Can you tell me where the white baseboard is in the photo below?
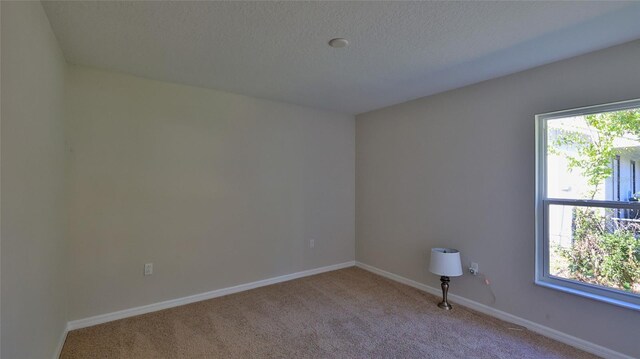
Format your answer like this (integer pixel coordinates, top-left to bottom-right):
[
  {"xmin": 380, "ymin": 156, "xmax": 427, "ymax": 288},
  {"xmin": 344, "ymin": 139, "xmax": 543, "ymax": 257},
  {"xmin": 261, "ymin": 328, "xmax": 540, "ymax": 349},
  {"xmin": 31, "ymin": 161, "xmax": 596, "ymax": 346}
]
[
  {"xmin": 67, "ymin": 261, "xmax": 355, "ymax": 331},
  {"xmin": 355, "ymin": 261, "xmax": 633, "ymax": 359},
  {"xmin": 53, "ymin": 326, "xmax": 68, "ymax": 359},
  {"xmin": 64, "ymin": 260, "xmax": 631, "ymax": 358}
]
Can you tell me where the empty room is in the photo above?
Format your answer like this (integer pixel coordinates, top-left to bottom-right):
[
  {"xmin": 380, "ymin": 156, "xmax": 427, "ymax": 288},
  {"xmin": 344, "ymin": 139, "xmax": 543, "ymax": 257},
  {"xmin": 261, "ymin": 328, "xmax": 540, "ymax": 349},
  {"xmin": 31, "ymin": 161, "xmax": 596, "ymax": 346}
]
[{"xmin": 2, "ymin": 1, "xmax": 640, "ymax": 358}]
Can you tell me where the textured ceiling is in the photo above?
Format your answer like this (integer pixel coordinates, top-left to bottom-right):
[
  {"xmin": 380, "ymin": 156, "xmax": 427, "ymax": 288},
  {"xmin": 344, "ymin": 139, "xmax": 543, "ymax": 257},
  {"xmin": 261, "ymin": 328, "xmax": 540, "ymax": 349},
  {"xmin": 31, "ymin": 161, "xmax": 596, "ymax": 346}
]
[{"xmin": 42, "ymin": 1, "xmax": 640, "ymax": 114}]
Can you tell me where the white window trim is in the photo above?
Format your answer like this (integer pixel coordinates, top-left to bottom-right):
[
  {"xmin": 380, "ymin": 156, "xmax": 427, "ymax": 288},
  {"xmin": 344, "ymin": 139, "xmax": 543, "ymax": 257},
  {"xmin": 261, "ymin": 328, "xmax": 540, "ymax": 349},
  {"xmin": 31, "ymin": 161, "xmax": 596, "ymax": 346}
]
[{"xmin": 535, "ymin": 98, "xmax": 640, "ymax": 311}]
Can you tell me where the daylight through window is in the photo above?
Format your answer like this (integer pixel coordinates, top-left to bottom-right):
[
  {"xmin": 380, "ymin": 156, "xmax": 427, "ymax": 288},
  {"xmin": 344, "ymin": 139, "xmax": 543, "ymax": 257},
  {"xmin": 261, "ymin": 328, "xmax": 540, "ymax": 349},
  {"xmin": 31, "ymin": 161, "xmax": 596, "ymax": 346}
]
[{"xmin": 536, "ymin": 99, "xmax": 640, "ymax": 310}]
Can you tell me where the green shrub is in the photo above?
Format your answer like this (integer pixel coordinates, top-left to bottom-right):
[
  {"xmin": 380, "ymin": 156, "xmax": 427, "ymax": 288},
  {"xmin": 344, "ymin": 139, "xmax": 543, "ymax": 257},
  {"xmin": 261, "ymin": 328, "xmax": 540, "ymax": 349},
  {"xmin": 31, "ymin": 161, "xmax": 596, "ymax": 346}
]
[
  {"xmin": 557, "ymin": 207, "xmax": 640, "ymax": 292},
  {"xmin": 600, "ymin": 232, "xmax": 640, "ymax": 290}
]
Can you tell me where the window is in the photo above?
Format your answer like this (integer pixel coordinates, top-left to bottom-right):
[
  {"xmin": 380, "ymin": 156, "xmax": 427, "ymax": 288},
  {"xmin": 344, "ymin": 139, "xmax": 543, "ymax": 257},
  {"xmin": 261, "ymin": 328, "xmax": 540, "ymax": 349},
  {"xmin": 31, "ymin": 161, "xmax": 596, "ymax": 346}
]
[
  {"xmin": 631, "ymin": 160, "xmax": 636, "ymax": 195},
  {"xmin": 615, "ymin": 155, "xmax": 621, "ymax": 201},
  {"xmin": 536, "ymin": 99, "xmax": 640, "ymax": 310}
]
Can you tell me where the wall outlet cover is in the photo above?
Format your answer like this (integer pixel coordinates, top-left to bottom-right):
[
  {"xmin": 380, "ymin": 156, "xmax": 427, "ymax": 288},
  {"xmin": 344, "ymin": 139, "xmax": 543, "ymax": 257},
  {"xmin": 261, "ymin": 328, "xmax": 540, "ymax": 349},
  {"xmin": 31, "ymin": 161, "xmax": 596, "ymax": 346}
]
[{"xmin": 144, "ymin": 263, "xmax": 153, "ymax": 276}]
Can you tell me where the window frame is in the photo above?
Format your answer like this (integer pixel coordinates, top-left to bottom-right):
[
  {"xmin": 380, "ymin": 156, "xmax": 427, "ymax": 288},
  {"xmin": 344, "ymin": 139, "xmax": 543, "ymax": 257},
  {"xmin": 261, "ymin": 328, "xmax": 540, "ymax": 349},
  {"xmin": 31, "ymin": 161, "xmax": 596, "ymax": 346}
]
[
  {"xmin": 631, "ymin": 160, "xmax": 636, "ymax": 195},
  {"xmin": 535, "ymin": 98, "xmax": 640, "ymax": 311},
  {"xmin": 615, "ymin": 155, "xmax": 621, "ymax": 201}
]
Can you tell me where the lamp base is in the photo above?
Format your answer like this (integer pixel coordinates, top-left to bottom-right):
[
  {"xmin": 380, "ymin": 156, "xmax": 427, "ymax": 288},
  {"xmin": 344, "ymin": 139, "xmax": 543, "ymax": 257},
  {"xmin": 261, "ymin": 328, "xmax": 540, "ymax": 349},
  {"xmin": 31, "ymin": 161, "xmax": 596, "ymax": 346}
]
[{"xmin": 438, "ymin": 276, "xmax": 452, "ymax": 310}]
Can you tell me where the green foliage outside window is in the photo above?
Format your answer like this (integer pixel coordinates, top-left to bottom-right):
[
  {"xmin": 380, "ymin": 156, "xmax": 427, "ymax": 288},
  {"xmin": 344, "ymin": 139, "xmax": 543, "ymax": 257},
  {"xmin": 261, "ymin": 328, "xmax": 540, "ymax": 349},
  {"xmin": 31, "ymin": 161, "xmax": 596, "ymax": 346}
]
[
  {"xmin": 551, "ymin": 109, "xmax": 640, "ymax": 293},
  {"xmin": 555, "ymin": 207, "xmax": 640, "ymax": 292}
]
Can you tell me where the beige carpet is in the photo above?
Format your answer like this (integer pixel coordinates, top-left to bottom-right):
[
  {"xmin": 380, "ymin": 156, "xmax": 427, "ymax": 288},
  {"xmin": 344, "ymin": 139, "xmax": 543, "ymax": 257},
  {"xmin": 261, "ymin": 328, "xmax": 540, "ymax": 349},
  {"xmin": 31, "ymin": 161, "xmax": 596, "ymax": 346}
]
[{"xmin": 60, "ymin": 267, "xmax": 598, "ymax": 358}]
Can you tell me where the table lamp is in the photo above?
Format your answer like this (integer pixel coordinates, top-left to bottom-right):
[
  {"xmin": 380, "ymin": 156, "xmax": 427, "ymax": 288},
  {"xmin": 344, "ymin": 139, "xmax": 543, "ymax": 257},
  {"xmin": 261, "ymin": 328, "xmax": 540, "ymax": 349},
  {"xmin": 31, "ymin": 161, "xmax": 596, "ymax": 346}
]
[{"xmin": 429, "ymin": 248, "xmax": 463, "ymax": 310}]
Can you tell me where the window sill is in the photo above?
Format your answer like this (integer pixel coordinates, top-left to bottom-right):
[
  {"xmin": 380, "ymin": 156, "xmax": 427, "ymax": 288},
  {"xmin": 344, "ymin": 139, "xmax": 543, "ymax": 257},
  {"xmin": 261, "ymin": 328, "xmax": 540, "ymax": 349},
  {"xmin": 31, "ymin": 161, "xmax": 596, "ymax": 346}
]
[{"xmin": 535, "ymin": 278, "xmax": 640, "ymax": 312}]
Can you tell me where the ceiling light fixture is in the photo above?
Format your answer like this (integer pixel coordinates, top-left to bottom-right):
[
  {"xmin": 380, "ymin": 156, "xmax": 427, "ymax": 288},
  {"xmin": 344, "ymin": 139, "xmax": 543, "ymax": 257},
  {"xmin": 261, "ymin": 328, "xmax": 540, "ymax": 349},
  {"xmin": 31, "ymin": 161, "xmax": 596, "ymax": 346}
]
[{"xmin": 328, "ymin": 38, "xmax": 349, "ymax": 48}]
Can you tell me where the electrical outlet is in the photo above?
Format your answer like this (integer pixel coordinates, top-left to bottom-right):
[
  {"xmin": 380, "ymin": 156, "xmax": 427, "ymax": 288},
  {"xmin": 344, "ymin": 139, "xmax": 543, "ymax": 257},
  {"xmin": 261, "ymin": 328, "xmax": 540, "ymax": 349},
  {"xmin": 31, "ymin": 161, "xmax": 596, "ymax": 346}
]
[
  {"xmin": 469, "ymin": 262, "xmax": 479, "ymax": 275},
  {"xmin": 144, "ymin": 263, "xmax": 153, "ymax": 276},
  {"xmin": 309, "ymin": 239, "xmax": 315, "ymax": 248}
]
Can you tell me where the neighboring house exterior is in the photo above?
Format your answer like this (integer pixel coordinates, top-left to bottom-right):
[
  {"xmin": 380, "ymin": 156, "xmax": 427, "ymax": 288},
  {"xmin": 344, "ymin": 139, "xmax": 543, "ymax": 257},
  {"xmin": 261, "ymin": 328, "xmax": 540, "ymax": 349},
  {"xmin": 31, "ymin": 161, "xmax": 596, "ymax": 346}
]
[{"xmin": 546, "ymin": 122, "xmax": 640, "ymax": 249}]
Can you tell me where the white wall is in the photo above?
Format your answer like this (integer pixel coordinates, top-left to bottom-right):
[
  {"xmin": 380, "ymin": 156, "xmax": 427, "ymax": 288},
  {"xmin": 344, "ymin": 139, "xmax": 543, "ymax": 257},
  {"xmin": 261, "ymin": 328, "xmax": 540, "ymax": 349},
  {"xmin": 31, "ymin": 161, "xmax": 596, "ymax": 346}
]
[
  {"xmin": 65, "ymin": 66, "xmax": 355, "ymax": 320},
  {"xmin": 4, "ymin": 2, "xmax": 635, "ymax": 357},
  {"xmin": 356, "ymin": 40, "xmax": 640, "ymax": 357},
  {"xmin": 1, "ymin": 2, "xmax": 68, "ymax": 358}
]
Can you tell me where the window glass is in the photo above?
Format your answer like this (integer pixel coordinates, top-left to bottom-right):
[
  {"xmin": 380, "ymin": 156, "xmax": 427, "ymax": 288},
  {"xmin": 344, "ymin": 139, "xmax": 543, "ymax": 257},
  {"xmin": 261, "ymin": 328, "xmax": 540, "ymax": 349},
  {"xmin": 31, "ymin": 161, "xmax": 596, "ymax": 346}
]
[
  {"xmin": 546, "ymin": 112, "xmax": 640, "ymax": 201},
  {"xmin": 537, "ymin": 100, "xmax": 640, "ymax": 309}
]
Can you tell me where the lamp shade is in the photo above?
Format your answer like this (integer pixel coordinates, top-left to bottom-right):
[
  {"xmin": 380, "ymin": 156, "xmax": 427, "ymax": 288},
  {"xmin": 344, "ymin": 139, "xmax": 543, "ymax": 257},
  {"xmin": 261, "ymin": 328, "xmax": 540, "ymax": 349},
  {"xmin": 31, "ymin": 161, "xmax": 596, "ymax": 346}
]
[{"xmin": 429, "ymin": 248, "xmax": 463, "ymax": 277}]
